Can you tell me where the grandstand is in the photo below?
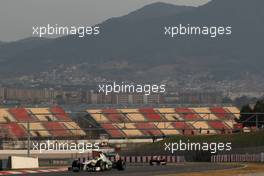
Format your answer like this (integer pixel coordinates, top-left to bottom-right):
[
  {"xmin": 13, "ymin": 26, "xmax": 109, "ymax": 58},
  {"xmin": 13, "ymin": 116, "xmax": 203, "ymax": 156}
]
[
  {"xmin": 118, "ymin": 109, "xmax": 146, "ymax": 122},
  {"xmin": 0, "ymin": 107, "xmax": 85, "ymax": 139},
  {"xmin": 1, "ymin": 123, "xmax": 27, "ymax": 138},
  {"xmin": 27, "ymin": 108, "xmax": 55, "ymax": 121},
  {"xmin": 85, "ymin": 107, "xmax": 240, "ymax": 139},
  {"xmin": 116, "ymin": 123, "xmax": 143, "ymax": 137},
  {"xmin": 0, "ymin": 106, "xmax": 241, "ymax": 140},
  {"xmin": 139, "ymin": 108, "xmax": 163, "ymax": 121},
  {"xmin": 0, "ymin": 109, "xmax": 16, "ymax": 122},
  {"xmin": 21, "ymin": 122, "xmax": 50, "ymax": 137}
]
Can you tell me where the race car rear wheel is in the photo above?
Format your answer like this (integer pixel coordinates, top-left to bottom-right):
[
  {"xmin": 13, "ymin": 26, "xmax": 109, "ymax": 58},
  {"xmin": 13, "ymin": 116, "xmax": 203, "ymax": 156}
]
[
  {"xmin": 116, "ymin": 160, "xmax": 126, "ymax": 171},
  {"xmin": 99, "ymin": 161, "xmax": 106, "ymax": 171}
]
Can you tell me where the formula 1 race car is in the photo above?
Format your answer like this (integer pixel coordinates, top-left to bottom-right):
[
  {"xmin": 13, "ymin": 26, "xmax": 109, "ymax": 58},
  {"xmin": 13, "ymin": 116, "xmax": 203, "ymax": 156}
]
[
  {"xmin": 149, "ymin": 156, "xmax": 167, "ymax": 166},
  {"xmin": 69, "ymin": 152, "xmax": 126, "ymax": 172}
]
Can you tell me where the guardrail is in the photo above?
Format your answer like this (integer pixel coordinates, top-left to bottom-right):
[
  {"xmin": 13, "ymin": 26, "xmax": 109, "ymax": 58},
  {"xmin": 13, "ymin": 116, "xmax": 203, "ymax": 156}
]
[
  {"xmin": 211, "ymin": 153, "xmax": 264, "ymax": 162},
  {"xmin": 79, "ymin": 155, "xmax": 185, "ymax": 164}
]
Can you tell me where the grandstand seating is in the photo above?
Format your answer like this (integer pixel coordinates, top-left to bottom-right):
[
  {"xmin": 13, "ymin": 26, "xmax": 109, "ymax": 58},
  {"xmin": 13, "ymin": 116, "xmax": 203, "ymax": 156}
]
[
  {"xmin": 171, "ymin": 122, "xmax": 195, "ymax": 135},
  {"xmin": 224, "ymin": 120, "xmax": 234, "ymax": 129},
  {"xmin": 224, "ymin": 107, "xmax": 240, "ymax": 118},
  {"xmin": 222, "ymin": 107, "xmax": 237, "ymax": 129},
  {"xmin": 21, "ymin": 123, "xmax": 50, "ymax": 137},
  {"xmin": 63, "ymin": 122, "xmax": 86, "ymax": 136},
  {"xmin": 0, "ymin": 109, "xmax": 16, "ymax": 122},
  {"xmin": 50, "ymin": 107, "xmax": 71, "ymax": 121},
  {"xmin": 0, "ymin": 107, "xmax": 85, "ymax": 139},
  {"xmin": 28, "ymin": 108, "xmax": 55, "ymax": 121},
  {"xmin": 102, "ymin": 109, "xmax": 128, "ymax": 122},
  {"xmin": 2, "ymin": 123, "xmax": 27, "ymax": 138},
  {"xmin": 154, "ymin": 122, "xmax": 180, "ymax": 135},
  {"xmin": 118, "ymin": 109, "xmax": 146, "ymax": 122},
  {"xmin": 139, "ymin": 108, "xmax": 163, "ymax": 121},
  {"xmin": 101, "ymin": 124, "xmax": 124, "ymax": 138},
  {"xmin": 42, "ymin": 122, "xmax": 71, "ymax": 137},
  {"xmin": 135, "ymin": 123, "xmax": 162, "ymax": 136},
  {"xmin": 210, "ymin": 107, "xmax": 229, "ymax": 118},
  {"xmin": 175, "ymin": 108, "xmax": 200, "ymax": 120},
  {"xmin": 8, "ymin": 108, "xmax": 34, "ymax": 122},
  {"xmin": 87, "ymin": 109, "xmax": 110, "ymax": 123},
  {"xmin": 0, "ymin": 106, "xmax": 242, "ymax": 139},
  {"xmin": 208, "ymin": 121, "xmax": 230, "ymax": 134},
  {"xmin": 116, "ymin": 123, "xmax": 143, "ymax": 137},
  {"xmin": 87, "ymin": 106, "xmax": 241, "ymax": 138},
  {"xmin": 192, "ymin": 108, "xmax": 218, "ymax": 120},
  {"xmin": 156, "ymin": 108, "xmax": 182, "ymax": 121},
  {"xmin": 190, "ymin": 121, "xmax": 216, "ymax": 134}
]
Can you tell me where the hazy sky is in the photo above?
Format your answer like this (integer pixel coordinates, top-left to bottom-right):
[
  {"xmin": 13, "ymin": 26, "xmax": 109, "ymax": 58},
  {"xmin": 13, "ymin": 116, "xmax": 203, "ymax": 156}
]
[{"xmin": 0, "ymin": 0, "xmax": 210, "ymax": 41}]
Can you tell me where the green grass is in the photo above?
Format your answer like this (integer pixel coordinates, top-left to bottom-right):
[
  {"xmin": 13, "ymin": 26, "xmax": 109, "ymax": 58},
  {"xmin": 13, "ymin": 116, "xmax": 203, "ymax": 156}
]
[
  {"xmin": 160, "ymin": 131, "xmax": 264, "ymax": 148},
  {"xmin": 126, "ymin": 131, "xmax": 264, "ymax": 155}
]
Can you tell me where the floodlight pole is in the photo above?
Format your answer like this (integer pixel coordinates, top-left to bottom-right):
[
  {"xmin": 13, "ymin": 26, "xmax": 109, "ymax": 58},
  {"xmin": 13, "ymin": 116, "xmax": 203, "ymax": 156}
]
[
  {"xmin": 256, "ymin": 114, "xmax": 258, "ymax": 129},
  {"xmin": 27, "ymin": 121, "xmax": 30, "ymax": 157}
]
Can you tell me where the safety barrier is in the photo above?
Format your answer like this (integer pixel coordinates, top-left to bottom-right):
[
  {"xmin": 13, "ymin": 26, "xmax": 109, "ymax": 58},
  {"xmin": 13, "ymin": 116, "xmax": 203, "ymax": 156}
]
[
  {"xmin": 9, "ymin": 156, "xmax": 39, "ymax": 169},
  {"xmin": 80, "ymin": 155, "xmax": 185, "ymax": 163},
  {"xmin": 211, "ymin": 153, "xmax": 263, "ymax": 163}
]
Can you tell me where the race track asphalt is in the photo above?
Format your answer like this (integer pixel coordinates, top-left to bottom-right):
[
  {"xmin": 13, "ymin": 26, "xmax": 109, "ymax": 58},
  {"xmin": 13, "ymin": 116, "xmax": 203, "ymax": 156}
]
[{"xmin": 11, "ymin": 163, "xmax": 241, "ymax": 176}]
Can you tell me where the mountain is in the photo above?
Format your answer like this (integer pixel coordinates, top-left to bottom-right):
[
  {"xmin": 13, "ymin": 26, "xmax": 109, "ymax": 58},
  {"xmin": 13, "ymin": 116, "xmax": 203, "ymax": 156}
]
[
  {"xmin": 0, "ymin": 37, "xmax": 52, "ymax": 61},
  {"xmin": 0, "ymin": 0, "xmax": 263, "ymax": 82},
  {"xmin": 119, "ymin": 2, "xmax": 194, "ymax": 21},
  {"xmin": 0, "ymin": 41, "xmax": 6, "ymax": 47}
]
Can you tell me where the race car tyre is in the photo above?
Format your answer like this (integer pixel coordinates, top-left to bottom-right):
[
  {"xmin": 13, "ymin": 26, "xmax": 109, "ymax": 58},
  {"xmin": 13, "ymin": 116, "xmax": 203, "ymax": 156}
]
[
  {"xmin": 106, "ymin": 163, "xmax": 111, "ymax": 170},
  {"xmin": 116, "ymin": 160, "xmax": 126, "ymax": 171},
  {"xmin": 99, "ymin": 161, "xmax": 106, "ymax": 171}
]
